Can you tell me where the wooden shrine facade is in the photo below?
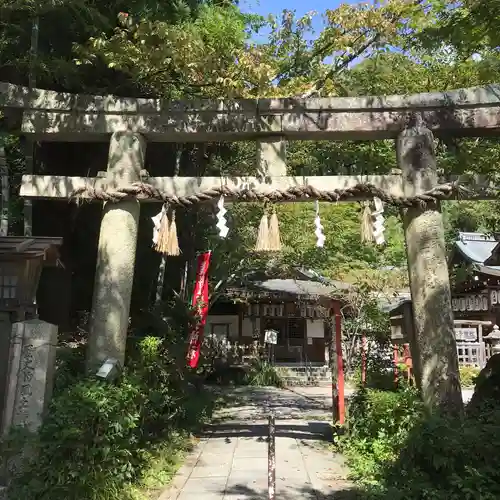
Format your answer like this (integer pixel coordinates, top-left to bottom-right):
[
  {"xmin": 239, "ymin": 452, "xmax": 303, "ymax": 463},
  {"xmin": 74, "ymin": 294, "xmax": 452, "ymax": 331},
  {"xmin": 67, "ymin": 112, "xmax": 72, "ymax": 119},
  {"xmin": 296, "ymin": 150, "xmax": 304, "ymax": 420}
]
[
  {"xmin": 451, "ymin": 232, "xmax": 500, "ymax": 329},
  {"xmin": 206, "ymin": 272, "xmax": 351, "ymax": 364}
]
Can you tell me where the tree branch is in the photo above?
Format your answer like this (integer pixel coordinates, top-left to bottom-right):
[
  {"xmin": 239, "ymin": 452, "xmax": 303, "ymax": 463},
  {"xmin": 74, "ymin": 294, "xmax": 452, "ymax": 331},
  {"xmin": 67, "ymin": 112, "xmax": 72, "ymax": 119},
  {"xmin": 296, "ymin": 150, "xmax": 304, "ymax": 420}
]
[
  {"xmin": 209, "ymin": 258, "xmax": 246, "ymax": 308},
  {"xmin": 303, "ymin": 0, "xmax": 425, "ymax": 97}
]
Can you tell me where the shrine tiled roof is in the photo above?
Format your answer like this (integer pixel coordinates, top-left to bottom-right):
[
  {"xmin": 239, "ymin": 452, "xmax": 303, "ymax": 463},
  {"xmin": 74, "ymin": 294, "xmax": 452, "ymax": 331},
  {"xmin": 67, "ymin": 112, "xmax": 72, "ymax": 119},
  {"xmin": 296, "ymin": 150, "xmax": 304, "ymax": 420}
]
[
  {"xmin": 455, "ymin": 232, "xmax": 500, "ymax": 264},
  {"xmin": 250, "ymin": 278, "xmax": 351, "ymax": 298},
  {"xmin": 224, "ymin": 268, "xmax": 410, "ymax": 313}
]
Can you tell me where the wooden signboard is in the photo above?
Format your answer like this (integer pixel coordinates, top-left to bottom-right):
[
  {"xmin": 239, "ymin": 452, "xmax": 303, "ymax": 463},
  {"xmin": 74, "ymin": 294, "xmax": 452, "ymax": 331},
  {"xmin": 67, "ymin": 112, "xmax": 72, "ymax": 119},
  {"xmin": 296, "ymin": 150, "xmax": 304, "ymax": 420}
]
[
  {"xmin": 454, "ymin": 327, "xmax": 478, "ymax": 342},
  {"xmin": 264, "ymin": 329, "xmax": 278, "ymax": 345}
]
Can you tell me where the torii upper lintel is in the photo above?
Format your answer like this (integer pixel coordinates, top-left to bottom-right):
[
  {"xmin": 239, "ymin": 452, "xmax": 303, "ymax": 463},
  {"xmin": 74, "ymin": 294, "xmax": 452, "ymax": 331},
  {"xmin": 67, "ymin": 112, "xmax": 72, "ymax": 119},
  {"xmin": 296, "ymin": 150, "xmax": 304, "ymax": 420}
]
[{"xmin": 1, "ymin": 81, "xmax": 500, "ymax": 141}]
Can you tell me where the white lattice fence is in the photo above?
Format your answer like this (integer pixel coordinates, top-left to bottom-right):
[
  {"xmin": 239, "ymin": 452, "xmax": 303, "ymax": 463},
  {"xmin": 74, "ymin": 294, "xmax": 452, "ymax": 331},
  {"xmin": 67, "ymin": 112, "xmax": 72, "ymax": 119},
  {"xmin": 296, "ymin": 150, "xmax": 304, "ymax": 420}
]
[{"xmin": 456, "ymin": 342, "xmax": 486, "ymax": 368}]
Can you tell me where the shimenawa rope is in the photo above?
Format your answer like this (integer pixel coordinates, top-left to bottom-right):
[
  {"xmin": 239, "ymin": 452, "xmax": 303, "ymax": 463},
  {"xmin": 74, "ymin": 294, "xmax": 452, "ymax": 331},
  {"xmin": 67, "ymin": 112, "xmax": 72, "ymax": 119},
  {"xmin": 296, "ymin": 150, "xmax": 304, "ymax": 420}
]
[{"xmin": 70, "ymin": 181, "xmax": 479, "ymax": 208}]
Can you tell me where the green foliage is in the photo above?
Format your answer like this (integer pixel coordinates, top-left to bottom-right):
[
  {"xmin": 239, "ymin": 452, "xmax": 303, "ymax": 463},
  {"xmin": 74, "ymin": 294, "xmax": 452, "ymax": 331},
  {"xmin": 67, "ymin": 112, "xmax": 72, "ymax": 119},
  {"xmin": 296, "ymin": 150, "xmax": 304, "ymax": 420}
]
[
  {"xmin": 0, "ymin": 0, "xmax": 209, "ymax": 93},
  {"xmin": 381, "ymin": 407, "xmax": 500, "ymax": 500},
  {"xmin": 75, "ymin": 4, "xmax": 253, "ymax": 98},
  {"xmin": 340, "ymin": 387, "xmax": 424, "ymax": 485},
  {"xmin": 52, "ymin": 343, "xmax": 86, "ymax": 394},
  {"xmin": 5, "ymin": 336, "xmax": 214, "ymax": 500},
  {"xmin": 419, "ymin": 0, "xmax": 500, "ymax": 57},
  {"xmin": 244, "ymin": 359, "xmax": 284, "ymax": 388},
  {"xmin": 343, "ymin": 386, "xmax": 500, "ymax": 499},
  {"xmin": 459, "ymin": 365, "xmax": 480, "ymax": 389},
  {"xmin": 2, "ymin": 134, "xmax": 25, "ymax": 233}
]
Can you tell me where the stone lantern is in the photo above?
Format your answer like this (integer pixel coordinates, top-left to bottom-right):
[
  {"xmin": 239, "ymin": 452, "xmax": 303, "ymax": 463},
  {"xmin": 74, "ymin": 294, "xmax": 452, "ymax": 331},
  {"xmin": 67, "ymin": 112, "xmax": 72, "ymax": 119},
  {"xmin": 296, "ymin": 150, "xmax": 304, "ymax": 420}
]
[
  {"xmin": 484, "ymin": 324, "xmax": 500, "ymax": 356},
  {"xmin": 0, "ymin": 236, "xmax": 63, "ymax": 321}
]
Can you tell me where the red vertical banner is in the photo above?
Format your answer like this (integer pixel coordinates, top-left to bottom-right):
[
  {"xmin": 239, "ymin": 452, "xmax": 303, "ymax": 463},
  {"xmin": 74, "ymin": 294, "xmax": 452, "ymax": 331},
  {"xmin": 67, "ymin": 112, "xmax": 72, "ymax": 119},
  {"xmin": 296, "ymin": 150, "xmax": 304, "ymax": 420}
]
[{"xmin": 186, "ymin": 251, "xmax": 212, "ymax": 368}]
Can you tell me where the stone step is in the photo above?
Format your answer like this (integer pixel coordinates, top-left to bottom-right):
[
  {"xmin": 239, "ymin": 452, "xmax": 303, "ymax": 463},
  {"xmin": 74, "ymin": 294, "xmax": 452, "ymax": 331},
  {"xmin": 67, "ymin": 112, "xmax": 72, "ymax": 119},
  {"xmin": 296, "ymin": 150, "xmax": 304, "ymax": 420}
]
[
  {"xmin": 281, "ymin": 373, "xmax": 330, "ymax": 379},
  {"xmin": 282, "ymin": 373, "xmax": 331, "ymax": 387},
  {"xmin": 279, "ymin": 366, "xmax": 329, "ymax": 373},
  {"xmin": 282, "ymin": 371, "xmax": 330, "ymax": 376}
]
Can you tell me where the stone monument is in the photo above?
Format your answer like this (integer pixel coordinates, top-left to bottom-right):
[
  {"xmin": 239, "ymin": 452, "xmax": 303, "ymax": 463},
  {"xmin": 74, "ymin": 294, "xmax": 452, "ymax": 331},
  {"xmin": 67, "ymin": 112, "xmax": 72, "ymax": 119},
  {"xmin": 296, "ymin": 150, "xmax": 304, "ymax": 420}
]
[{"xmin": 2, "ymin": 319, "xmax": 58, "ymax": 434}]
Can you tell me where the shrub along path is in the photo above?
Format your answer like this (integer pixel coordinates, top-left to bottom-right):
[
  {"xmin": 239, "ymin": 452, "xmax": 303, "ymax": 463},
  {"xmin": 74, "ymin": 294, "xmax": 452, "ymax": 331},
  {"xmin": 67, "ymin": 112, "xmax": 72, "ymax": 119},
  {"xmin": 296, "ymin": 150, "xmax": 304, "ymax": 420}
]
[{"xmin": 159, "ymin": 386, "xmax": 356, "ymax": 500}]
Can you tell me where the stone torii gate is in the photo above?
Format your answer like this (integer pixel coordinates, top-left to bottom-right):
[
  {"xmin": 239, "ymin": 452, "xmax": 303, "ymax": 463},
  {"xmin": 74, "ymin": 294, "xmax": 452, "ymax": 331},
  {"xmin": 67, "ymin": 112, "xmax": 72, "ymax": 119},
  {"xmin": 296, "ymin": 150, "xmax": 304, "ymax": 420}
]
[{"xmin": 2, "ymin": 81, "xmax": 500, "ymax": 412}]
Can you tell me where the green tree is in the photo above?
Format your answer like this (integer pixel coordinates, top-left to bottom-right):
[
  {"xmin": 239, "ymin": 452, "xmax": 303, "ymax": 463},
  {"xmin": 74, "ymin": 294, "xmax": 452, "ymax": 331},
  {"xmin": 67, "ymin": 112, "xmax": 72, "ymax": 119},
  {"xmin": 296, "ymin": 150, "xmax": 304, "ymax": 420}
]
[{"xmin": 419, "ymin": 0, "xmax": 500, "ymax": 57}]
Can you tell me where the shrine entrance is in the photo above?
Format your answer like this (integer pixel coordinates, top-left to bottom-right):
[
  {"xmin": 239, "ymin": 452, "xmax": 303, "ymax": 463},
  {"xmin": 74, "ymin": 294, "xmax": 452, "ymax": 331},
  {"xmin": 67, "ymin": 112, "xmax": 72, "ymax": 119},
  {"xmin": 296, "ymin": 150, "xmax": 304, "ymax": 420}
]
[
  {"xmin": 3, "ymin": 80, "xmax": 500, "ymax": 417},
  {"xmin": 263, "ymin": 316, "xmax": 306, "ymax": 363}
]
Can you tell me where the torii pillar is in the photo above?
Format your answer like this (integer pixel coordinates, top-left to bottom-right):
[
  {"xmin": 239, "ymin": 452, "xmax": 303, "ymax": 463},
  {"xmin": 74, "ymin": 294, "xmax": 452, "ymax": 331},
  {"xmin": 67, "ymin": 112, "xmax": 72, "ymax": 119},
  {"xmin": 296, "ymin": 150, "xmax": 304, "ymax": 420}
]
[
  {"xmin": 398, "ymin": 124, "xmax": 462, "ymax": 413},
  {"xmin": 86, "ymin": 132, "xmax": 146, "ymax": 371}
]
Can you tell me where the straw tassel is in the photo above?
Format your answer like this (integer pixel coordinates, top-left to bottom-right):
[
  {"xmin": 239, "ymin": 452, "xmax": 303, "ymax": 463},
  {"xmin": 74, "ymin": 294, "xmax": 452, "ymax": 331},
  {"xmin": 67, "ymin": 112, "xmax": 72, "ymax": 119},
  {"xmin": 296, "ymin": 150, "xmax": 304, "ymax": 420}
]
[
  {"xmin": 360, "ymin": 202, "xmax": 373, "ymax": 243},
  {"xmin": 268, "ymin": 208, "xmax": 282, "ymax": 251},
  {"xmin": 166, "ymin": 209, "xmax": 181, "ymax": 256},
  {"xmin": 155, "ymin": 208, "xmax": 171, "ymax": 254},
  {"xmin": 255, "ymin": 211, "xmax": 270, "ymax": 252}
]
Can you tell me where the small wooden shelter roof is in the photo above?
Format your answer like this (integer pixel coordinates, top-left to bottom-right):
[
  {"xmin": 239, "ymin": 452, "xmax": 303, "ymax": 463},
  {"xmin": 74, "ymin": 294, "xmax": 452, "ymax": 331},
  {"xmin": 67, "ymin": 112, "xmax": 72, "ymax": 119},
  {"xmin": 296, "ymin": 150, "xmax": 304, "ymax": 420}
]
[
  {"xmin": 222, "ymin": 267, "xmax": 411, "ymax": 313},
  {"xmin": 452, "ymin": 232, "xmax": 500, "ymax": 281},
  {"xmin": 0, "ymin": 236, "xmax": 63, "ymax": 263},
  {"xmin": 454, "ymin": 232, "xmax": 500, "ymax": 265}
]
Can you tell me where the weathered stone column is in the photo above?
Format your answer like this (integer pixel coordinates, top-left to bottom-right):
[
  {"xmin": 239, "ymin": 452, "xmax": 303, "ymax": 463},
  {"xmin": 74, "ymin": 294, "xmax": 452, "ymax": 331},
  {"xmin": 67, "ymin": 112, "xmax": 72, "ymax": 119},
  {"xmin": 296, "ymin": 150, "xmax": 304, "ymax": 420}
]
[
  {"xmin": 256, "ymin": 138, "xmax": 287, "ymax": 176},
  {"xmin": 87, "ymin": 132, "xmax": 146, "ymax": 370},
  {"xmin": 398, "ymin": 124, "xmax": 462, "ymax": 413}
]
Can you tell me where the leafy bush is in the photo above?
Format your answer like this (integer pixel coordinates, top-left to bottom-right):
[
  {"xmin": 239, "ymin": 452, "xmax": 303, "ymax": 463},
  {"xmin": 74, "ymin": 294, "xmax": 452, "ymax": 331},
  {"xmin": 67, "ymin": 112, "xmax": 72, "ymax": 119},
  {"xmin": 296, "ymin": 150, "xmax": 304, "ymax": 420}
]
[
  {"xmin": 343, "ymin": 386, "xmax": 500, "ymax": 500},
  {"xmin": 245, "ymin": 359, "xmax": 284, "ymax": 388},
  {"xmin": 205, "ymin": 364, "xmax": 249, "ymax": 385},
  {"xmin": 381, "ymin": 406, "xmax": 500, "ymax": 500},
  {"xmin": 200, "ymin": 340, "xmax": 284, "ymax": 388},
  {"xmin": 459, "ymin": 365, "xmax": 480, "ymax": 389},
  {"xmin": 349, "ymin": 344, "xmax": 397, "ymax": 391},
  {"xmin": 5, "ymin": 336, "xmax": 214, "ymax": 500},
  {"xmin": 52, "ymin": 342, "xmax": 86, "ymax": 395},
  {"xmin": 340, "ymin": 387, "xmax": 423, "ymax": 484}
]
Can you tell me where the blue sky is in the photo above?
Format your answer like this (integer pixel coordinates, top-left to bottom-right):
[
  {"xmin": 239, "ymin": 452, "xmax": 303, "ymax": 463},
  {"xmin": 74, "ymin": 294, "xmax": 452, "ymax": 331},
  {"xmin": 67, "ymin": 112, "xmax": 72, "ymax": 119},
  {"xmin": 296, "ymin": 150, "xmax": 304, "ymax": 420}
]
[
  {"xmin": 239, "ymin": 0, "xmax": 352, "ymax": 42},
  {"xmin": 240, "ymin": 0, "xmax": 346, "ymax": 19}
]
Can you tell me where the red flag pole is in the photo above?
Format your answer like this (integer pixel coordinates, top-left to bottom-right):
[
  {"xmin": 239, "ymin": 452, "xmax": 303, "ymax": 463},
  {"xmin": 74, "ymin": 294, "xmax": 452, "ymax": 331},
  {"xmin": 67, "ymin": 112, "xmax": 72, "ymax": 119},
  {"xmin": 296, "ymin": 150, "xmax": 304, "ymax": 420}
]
[
  {"xmin": 393, "ymin": 344, "xmax": 399, "ymax": 386},
  {"xmin": 361, "ymin": 333, "xmax": 367, "ymax": 386},
  {"xmin": 332, "ymin": 301, "xmax": 345, "ymax": 425}
]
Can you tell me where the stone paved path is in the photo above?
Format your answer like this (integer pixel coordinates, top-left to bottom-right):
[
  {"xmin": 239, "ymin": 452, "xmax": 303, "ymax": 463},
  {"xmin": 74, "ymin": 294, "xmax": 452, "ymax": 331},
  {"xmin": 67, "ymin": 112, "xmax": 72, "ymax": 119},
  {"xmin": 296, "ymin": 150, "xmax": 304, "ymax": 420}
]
[{"xmin": 160, "ymin": 387, "xmax": 357, "ymax": 500}]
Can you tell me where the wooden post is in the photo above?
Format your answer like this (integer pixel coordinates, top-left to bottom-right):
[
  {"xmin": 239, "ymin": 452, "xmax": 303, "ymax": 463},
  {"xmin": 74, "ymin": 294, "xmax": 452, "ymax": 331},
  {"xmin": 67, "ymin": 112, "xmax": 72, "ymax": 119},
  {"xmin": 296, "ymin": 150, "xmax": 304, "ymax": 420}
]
[
  {"xmin": 398, "ymin": 123, "xmax": 462, "ymax": 413},
  {"xmin": 268, "ymin": 413, "xmax": 276, "ymax": 500},
  {"xmin": 393, "ymin": 344, "xmax": 399, "ymax": 386},
  {"xmin": 23, "ymin": 15, "xmax": 39, "ymax": 238},
  {"xmin": 361, "ymin": 333, "xmax": 367, "ymax": 386},
  {"xmin": 403, "ymin": 343, "xmax": 412, "ymax": 383},
  {"xmin": 402, "ymin": 301, "xmax": 421, "ymax": 386},
  {"xmin": 332, "ymin": 301, "xmax": 345, "ymax": 424},
  {"xmin": 0, "ymin": 138, "xmax": 8, "ymax": 236}
]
